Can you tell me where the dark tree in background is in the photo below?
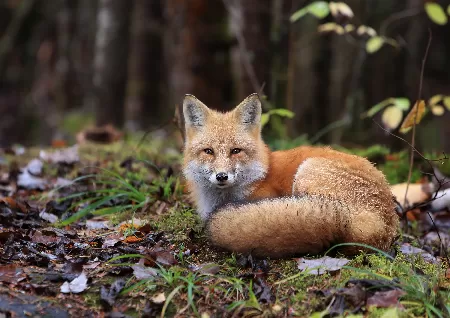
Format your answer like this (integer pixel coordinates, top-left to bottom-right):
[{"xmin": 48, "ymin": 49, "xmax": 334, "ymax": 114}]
[
  {"xmin": 226, "ymin": 0, "xmax": 272, "ymax": 100},
  {"xmin": 0, "ymin": 0, "xmax": 449, "ymax": 152},
  {"xmin": 165, "ymin": 0, "xmax": 230, "ymax": 112},
  {"xmin": 92, "ymin": 0, "xmax": 132, "ymax": 127},
  {"xmin": 125, "ymin": 0, "xmax": 164, "ymax": 130}
]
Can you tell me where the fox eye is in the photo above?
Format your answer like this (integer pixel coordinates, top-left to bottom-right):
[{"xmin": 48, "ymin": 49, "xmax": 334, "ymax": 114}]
[
  {"xmin": 204, "ymin": 148, "xmax": 214, "ymax": 155},
  {"xmin": 231, "ymin": 148, "xmax": 241, "ymax": 155}
]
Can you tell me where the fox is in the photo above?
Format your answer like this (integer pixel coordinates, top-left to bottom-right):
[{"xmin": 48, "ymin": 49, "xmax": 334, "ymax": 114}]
[{"xmin": 182, "ymin": 93, "xmax": 399, "ymax": 258}]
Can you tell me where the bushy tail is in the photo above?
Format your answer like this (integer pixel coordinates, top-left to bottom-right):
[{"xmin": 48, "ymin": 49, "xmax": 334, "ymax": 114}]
[{"xmin": 206, "ymin": 195, "xmax": 398, "ymax": 258}]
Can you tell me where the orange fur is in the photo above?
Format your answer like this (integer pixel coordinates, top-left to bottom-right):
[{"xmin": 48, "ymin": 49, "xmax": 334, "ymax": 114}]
[{"xmin": 182, "ymin": 93, "xmax": 399, "ymax": 258}]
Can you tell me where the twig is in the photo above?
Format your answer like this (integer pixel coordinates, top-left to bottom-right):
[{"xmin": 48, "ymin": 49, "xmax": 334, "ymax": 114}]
[
  {"xmin": 374, "ymin": 119, "xmax": 450, "ymax": 266},
  {"xmin": 403, "ymin": 29, "xmax": 432, "ymax": 209},
  {"xmin": 379, "ymin": 7, "xmax": 423, "ymax": 36}
]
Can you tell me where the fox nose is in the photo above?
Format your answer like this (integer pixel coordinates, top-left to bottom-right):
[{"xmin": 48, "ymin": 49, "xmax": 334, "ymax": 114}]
[{"xmin": 216, "ymin": 172, "xmax": 228, "ymax": 182}]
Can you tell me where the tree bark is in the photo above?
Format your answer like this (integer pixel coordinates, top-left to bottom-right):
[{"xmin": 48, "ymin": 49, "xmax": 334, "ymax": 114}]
[
  {"xmin": 125, "ymin": 0, "xmax": 164, "ymax": 130},
  {"xmin": 165, "ymin": 0, "xmax": 229, "ymax": 111},
  {"xmin": 227, "ymin": 0, "xmax": 272, "ymax": 100},
  {"xmin": 287, "ymin": 11, "xmax": 326, "ymax": 138},
  {"xmin": 55, "ymin": 0, "xmax": 78, "ymax": 111},
  {"xmin": 92, "ymin": 0, "xmax": 132, "ymax": 127}
]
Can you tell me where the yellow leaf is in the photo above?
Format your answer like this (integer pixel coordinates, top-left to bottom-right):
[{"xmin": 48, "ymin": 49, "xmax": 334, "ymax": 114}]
[
  {"xmin": 366, "ymin": 36, "xmax": 384, "ymax": 54},
  {"xmin": 425, "ymin": 2, "xmax": 448, "ymax": 25},
  {"xmin": 335, "ymin": 25, "xmax": 345, "ymax": 34},
  {"xmin": 356, "ymin": 25, "xmax": 376, "ymax": 37},
  {"xmin": 334, "ymin": 2, "xmax": 354, "ymax": 18},
  {"xmin": 431, "ymin": 105, "xmax": 445, "ymax": 116},
  {"xmin": 382, "ymin": 106, "xmax": 403, "ymax": 130},
  {"xmin": 399, "ymin": 100, "xmax": 426, "ymax": 133},
  {"xmin": 444, "ymin": 96, "xmax": 450, "ymax": 110},
  {"xmin": 425, "ymin": 3, "xmax": 448, "ymax": 25},
  {"xmin": 329, "ymin": 2, "xmax": 339, "ymax": 17},
  {"xmin": 428, "ymin": 94, "xmax": 443, "ymax": 106},
  {"xmin": 318, "ymin": 22, "xmax": 339, "ymax": 33},
  {"xmin": 344, "ymin": 24, "xmax": 355, "ymax": 32}
]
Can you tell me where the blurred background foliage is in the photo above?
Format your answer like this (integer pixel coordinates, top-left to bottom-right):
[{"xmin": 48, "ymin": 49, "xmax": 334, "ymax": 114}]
[{"xmin": 0, "ymin": 0, "xmax": 449, "ymax": 153}]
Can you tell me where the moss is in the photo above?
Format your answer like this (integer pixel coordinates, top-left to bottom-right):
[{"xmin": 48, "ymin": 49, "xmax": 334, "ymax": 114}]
[{"xmin": 154, "ymin": 205, "xmax": 203, "ymax": 241}]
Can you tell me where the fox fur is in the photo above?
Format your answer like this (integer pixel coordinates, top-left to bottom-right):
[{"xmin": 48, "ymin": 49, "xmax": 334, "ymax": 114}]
[{"xmin": 182, "ymin": 93, "xmax": 399, "ymax": 258}]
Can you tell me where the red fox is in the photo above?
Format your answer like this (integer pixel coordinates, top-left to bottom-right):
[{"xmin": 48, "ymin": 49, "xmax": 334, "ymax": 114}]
[{"xmin": 182, "ymin": 93, "xmax": 399, "ymax": 258}]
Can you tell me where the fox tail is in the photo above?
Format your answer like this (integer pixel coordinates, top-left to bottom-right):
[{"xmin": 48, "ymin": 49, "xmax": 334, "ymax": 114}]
[{"xmin": 206, "ymin": 195, "xmax": 398, "ymax": 258}]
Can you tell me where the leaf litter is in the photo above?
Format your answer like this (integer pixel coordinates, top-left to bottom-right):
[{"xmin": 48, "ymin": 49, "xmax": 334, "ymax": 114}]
[{"xmin": 0, "ymin": 142, "xmax": 449, "ymax": 317}]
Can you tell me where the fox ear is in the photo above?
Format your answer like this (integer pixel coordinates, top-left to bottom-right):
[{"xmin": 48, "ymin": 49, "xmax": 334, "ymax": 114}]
[
  {"xmin": 234, "ymin": 93, "xmax": 262, "ymax": 128},
  {"xmin": 183, "ymin": 95, "xmax": 209, "ymax": 128}
]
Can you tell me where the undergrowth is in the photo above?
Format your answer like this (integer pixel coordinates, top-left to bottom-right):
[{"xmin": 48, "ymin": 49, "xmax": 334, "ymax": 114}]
[{"xmin": 44, "ymin": 138, "xmax": 449, "ymax": 317}]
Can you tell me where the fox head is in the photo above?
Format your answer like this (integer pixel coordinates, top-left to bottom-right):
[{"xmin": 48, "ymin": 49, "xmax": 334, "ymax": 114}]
[{"xmin": 182, "ymin": 94, "xmax": 269, "ymax": 192}]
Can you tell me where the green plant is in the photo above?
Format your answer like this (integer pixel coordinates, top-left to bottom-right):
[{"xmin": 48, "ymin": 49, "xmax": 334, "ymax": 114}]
[
  {"xmin": 363, "ymin": 95, "xmax": 450, "ymax": 132},
  {"xmin": 329, "ymin": 243, "xmax": 449, "ymax": 318},
  {"xmin": 57, "ymin": 168, "xmax": 149, "ymax": 225},
  {"xmin": 424, "ymin": 2, "xmax": 450, "ymax": 25},
  {"xmin": 290, "ymin": 1, "xmax": 398, "ymax": 54}
]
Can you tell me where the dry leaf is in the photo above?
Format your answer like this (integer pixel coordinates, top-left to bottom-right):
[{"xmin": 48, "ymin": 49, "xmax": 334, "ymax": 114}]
[
  {"xmin": 60, "ymin": 271, "xmax": 88, "ymax": 294},
  {"xmin": 390, "ymin": 183, "xmax": 433, "ymax": 208},
  {"xmin": 296, "ymin": 256, "xmax": 349, "ymax": 275},
  {"xmin": 399, "ymin": 100, "xmax": 426, "ymax": 133}
]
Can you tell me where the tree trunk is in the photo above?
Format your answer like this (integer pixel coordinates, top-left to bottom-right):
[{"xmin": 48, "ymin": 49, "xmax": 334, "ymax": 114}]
[
  {"xmin": 227, "ymin": 0, "xmax": 272, "ymax": 100},
  {"xmin": 125, "ymin": 0, "xmax": 164, "ymax": 130},
  {"xmin": 55, "ymin": 0, "xmax": 78, "ymax": 111},
  {"xmin": 92, "ymin": 0, "xmax": 132, "ymax": 127},
  {"xmin": 165, "ymin": 0, "xmax": 229, "ymax": 110},
  {"xmin": 287, "ymin": 11, "xmax": 327, "ymax": 138},
  {"xmin": 75, "ymin": 0, "xmax": 98, "ymax": 112}
]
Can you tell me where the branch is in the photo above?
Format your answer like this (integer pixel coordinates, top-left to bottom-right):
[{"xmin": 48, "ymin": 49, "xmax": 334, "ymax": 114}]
[{"xmin": 403, "ymin": 29, "xmax": 432, "ymax": 208}]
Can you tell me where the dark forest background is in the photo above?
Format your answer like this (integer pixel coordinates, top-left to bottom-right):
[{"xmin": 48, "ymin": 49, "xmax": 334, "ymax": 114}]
[{"xmin": 0, "ymin": 0, "xmax": 449, "ymax": 151}]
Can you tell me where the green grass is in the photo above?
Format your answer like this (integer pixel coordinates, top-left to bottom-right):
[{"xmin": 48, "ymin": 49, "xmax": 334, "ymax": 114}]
[{"xmin": 37, "ymin": 135, "xmax": 449, "ymax": 317}]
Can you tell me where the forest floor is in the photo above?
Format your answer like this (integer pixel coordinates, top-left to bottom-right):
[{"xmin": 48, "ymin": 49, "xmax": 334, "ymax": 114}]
[{"xmin": 0, "ymin": 130, "xmax": 449, "ymax": 318}]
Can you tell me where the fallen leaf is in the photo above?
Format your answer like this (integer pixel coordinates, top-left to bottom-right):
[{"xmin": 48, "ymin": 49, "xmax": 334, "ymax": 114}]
[
  {"xmin": 76, "ymin": 125, "xmax": 123, "ymax": 144},
  {"xmin": 423, "ymin": 231, "xmax": 450, "ymax": 248},
  {"xmin": 31, "ymin": 230, "xmax": 59, "ymax": 244},
  {"xmin": 132, "ymin": 262, "xmax": 158, "ymax": 280},
  {"xmin": 39, "ymin": 211, "xmax": 59, "ymax": 223},
  {"xmin": 60, "ymin": 271, "xmax": 88, "ymax": 294},
  {"xmin": 400, "ymin": 243, "xmax": 437, "ymax": 263},
  {"xmin": 296, "ymin": 256, "xmax": 350, "ymax": 275},
  {"xmin": 17, "ymin": 169, "xmax": 47, "ymax": 190},
  {"xmin": 148, "ymin": 250, "xmax": 178, "ymax": 266},
  {"xmin": 253, "ymin": 277, "xmax": 274, "ymax": 303},
  {"xmin": 390, "ymin": 183, "xmax": 433, "ymax": 208},
  {"xmin": 86, "ymin": 218, "xmax": 111, "ymax": 230},
  {"xmin": 0, "ymin": 265, "xmax": 27, "ymax": 284},
  {"xmin": 83, "ymin": 262, "xmax": 101, "ymax": 270},
  {"xmin": 191, "ymin": 263, "xmax": 221, "ymax": 275},
  {"xmin": 51, "ymin": 139, "xmax": 67, "ymax": 148},
  {"xmin": 366, "ymin": 289, "xmax": 406, "ymax": 308},
  {"xmin": 100, "ymin": 279, "xmax": 126, "ymax": 307},
  {"xmin": 151, "ymin": 292, "xmax": 166, "ymax": 304},
  {"xmin": 26, "ymin": 159, "xmax": 43, "ymax": 176},
  {"xmin": 40, "ymin": 145, "xmax": 79, "ymax": 164},
  {"xmin": 430, "ymin": 189, "xmax": 450, "ymax": 211},
  {"xmin": 1, "ymin": 197, "xmax": 27, "ymax": 212}
]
